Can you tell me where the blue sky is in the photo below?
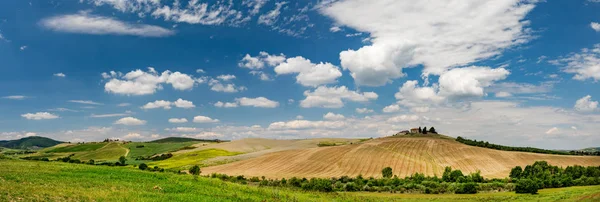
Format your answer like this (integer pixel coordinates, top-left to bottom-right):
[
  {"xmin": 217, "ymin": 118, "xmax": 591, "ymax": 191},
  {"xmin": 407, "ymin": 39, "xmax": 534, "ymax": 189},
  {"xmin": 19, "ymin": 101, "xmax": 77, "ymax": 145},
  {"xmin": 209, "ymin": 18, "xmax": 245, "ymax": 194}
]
[{"xmin": 1, "ymin": 0, "xmax": 599, "ymax": 149}]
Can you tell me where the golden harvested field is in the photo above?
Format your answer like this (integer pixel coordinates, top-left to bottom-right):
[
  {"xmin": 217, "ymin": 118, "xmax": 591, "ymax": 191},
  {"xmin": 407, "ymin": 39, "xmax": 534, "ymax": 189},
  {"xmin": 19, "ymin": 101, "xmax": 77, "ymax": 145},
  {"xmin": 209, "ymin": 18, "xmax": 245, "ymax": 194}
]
[
  {"xmin": 202, "ymin": 136, "xmax": 600, "ymax": 179},
  {"xmin": 183, "ymin": 138, "xmax": 361, "ymax": 165}
]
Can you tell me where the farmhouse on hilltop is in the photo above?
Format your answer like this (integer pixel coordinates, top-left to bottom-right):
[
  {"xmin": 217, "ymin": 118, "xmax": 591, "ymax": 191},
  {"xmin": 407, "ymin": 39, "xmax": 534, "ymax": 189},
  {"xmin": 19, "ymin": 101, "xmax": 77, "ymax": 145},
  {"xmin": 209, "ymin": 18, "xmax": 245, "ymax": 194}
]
[{"xmin": 410, "ymin": 128, "xmax": 419, "ymax": 133}]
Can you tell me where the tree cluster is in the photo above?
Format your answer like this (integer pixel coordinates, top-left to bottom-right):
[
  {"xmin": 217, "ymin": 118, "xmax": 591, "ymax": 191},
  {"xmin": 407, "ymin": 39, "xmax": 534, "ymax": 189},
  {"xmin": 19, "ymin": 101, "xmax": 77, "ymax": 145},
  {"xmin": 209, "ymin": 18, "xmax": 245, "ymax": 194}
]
[
  {"xmin": 416, "ymin": 127, "xmax": 437, "ymax": 134},
  {"xmin": 509, "ymin": 161, "xmax": 600, "ymax": 194},
  {"xmin": 209, "ymin": 168, "xmax": 514, "ymax": 194},
  {"xmin": 135, "ymin": 153, "xmax": 173, "ymax": 161},
  {"xmin": 454, "ymin": 136, "xmax": 594, "ymax": 155}
]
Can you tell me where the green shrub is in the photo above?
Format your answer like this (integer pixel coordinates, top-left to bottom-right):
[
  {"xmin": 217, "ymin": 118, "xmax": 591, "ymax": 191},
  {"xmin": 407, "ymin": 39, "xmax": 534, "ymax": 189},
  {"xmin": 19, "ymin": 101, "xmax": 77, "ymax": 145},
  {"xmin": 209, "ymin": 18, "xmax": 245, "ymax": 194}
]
[
  {"xmin": 382, "ymin": 167, "xmax": 393, "ymax": 178},
  {"xmin": 189, "ymin": 165, "xmax": 201, "ymax": 176},
  {"xmin": 515, "ymin": 179, "xmax": 538, "ymax": 194},
  {"xmin": 139, "ymin": 163, "xmax": 148, "ymax": 170},
  {"xmin": 455, "ymin": 182, "xmax": 478, "ymax": 194}
]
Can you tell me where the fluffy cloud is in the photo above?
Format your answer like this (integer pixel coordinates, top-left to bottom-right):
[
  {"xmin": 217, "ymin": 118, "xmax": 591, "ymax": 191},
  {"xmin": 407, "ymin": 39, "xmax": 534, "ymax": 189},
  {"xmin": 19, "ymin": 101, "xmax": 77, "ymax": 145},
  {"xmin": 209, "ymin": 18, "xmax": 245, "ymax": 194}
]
[
  {"xmin": 300, "ymin": 86, "xmax": 378, "ymax": 108},
  {"xmin": 123, "ymin": 133, "xmax": 144, "ymax": 139},
  {"xmin": 268, "ymin": 120, "xmax": 347, "ymax": 130},
  {"xmin": 68, "ymin": 100, "xmax": 103, "ymax": 105},
  {"xmin": 574, "ymin": 95, "xmax": 598, "ymax": 112},
  {"xmin": 208, "ymin": 79, "xmax": 247, "ymax": 93},
  {"xmin": 40, "ymin": 11, "xmax": 174, "ymax": 37},
  {"xmin": 217, "ymin": 74, "xmax": 236, "ymax": 81},
  {"xmin": 21, "ymin": 112, "xmax": 59, "ymax": 120},
  {"xmin": 387, "ymin": 115, "xmax": 420, "ymax": 123},
  {"xmin": 168, "ymin": 118, "xmax": 188, "ymax": 123},
  {"xmin": 165, "ymin": 127, "xmax": 201, "ymax": 132},
  {"xmin": 382, "ymin": 104, "xmax": 401, "ymax": 113},
  {"xmin": 214, "ymin": 101, "xmax": 239, "ymax": 108},
  {"xmin": 274, "ymin": 56, "xmax": 342, "ymax": 87},
  {"xmin": 591, "ymin": 22, "xmax": 600, "ymax": 32},
  {"xmin": 551, "ymin": 44, "xmax": 600, "ymax": 81},
  {"xmin": 239, "ymin": 52, "xmax": 286, "ymax": 69},
  {"xmin": 355, "ymin": 108, "xmax": 373, "ymax": 114},
  {"xmin": 239, "ymin": 52, "xmax": 341, "ymax": 85},
  {"xmin": 323, "ymin": 112, "xmax": 345, "ymax": 120},
  {"xmin": 320, "ymin": 0, "xmax": 535, "ymax": 86},
  {"xmin": 53, "ymin": 73, "xmax": 66, "ymax": 77},
  {"xmin": 193, "ymin": 115, "xmax": 220, "ymax": 123},
  {"xmin": 114, "ymin": 117, "xmax": 146, "ymax": 125},
  {"xmin": 394, "ymin": 81, "xmax": 444, "ymax": 109},
  {"xmin": 103, "ymin": 68, "xmax": 197, "ymax": 95},
  {"xmin": 438, "ymin": 66, "xmax": 510, "ymax": 98},
  {"xmin": 173, "ymin": 98, "xmax": 195, "ymax": 108},
  {"xmin": 185, "ymin": 132, "xmax": 225, "ymax": 138},
  {"xmin": 141, "ymin": 100, "xmax": 173, "ymax": 110},
  {"xmin": 141, "ymin": 99, "xmax": 195, "ymax": 109},
  {"xmin": 236, "ymin": 97, "xmax": 279, "ymax": 108}
]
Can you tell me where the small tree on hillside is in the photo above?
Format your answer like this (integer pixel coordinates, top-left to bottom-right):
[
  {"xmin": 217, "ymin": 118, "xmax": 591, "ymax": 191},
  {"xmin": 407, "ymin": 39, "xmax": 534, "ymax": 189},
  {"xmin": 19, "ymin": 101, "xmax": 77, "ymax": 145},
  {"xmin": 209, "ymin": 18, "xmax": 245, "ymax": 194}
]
[
  {"xmin": 119, "ymin": 156, "xmax": 127, "ymax": 166},
  {"xmin": 422, "ymin": 127, "xmax": 428, "ymax": 134},
  {"xmin": 429, "ymin": 127, "xmax": 437, "ymax": 134},
  {"xmin": 418, "ymin": 127, "xmax": 422, "ymax": 133},
  {"xmin": 515, "ymin": 178, "xmax": 538, "ymax": 194},
  {"xmin": 139, "ymin": 163, "xmax": 148, "ymax": 170},
  {"xmin": 190, "ymin": 165, "xmax": 201, "ymax": 180},
  {"xmin": 382, "ymin": 167, "xmax": 393, "ymax": 178}
]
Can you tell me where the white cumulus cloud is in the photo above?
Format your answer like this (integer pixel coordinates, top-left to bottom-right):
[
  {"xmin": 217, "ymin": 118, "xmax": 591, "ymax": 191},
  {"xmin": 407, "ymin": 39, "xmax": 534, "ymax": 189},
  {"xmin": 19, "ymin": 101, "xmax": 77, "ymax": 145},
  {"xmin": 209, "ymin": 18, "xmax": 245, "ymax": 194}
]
[
  {"xmin": 300, "ymin": 86, "xmax": 378, "ymax": 108},
  {"xmin": 168, "ymin": 118, "xmax": 188, "ymax": 123},
  {"xmin": 193, "ymin": 115, "xmax": 220, "ymax": 123},
  {"xmin": 319, "ymin": 0, "xmax": 535, "ymax": 86},
  {"xmin": 114, "ymin": 117, "xmax": 146, "ymax": 125},
  {"xmin": 21, "ymin": 112, "xmax": 59, "ymax": 120},
  {"xmin": 574, "ymin": 95, "xmax": 598, "ymax": 112}
]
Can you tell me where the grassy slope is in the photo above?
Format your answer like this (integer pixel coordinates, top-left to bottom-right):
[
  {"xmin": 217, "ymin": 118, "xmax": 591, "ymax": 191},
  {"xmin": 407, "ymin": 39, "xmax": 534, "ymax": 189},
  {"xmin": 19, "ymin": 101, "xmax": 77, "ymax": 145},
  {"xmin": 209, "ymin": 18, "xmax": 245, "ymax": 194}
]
[
  {"xmin": 46, "ymin": 143, "xmax": 107, "ymax": 153},
  {"xmin": 148, "ymin": 149, "xmax": 242, "ymax": 169},
  {"xmin": 1, "ymin": 159, "xmax": 599, "ymax": 202},
  {"xmin": 126, "ymin": 142, "xmax": 198, "ymax": 158},
  {"xmin": 72, "ymin": 142, "xmax": 128, "ymax": 161}
]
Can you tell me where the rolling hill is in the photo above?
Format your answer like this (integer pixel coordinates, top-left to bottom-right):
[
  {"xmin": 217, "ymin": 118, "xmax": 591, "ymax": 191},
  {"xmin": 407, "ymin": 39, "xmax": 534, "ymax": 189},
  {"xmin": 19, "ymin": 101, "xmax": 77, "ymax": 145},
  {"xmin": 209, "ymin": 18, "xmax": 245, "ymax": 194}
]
[
  {"xmin": 202, "ymin": 136, "xmax": 600, "ymax": 179},
  {"xmin": 0, "ymin": 136, "xmax": 63, "ymax": 150},
  {"xmin": 149, "ymin": 137, "xmax": 226, "ymax": 143}
]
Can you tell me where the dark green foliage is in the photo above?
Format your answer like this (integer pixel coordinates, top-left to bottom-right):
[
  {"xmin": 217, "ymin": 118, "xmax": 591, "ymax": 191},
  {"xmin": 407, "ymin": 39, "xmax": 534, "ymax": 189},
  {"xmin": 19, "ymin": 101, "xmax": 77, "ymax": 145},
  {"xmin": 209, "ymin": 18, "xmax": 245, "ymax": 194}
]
[
  {"xmin": 515, "ymin": 179, "xmax": 538, "ymax": 194},
  {"xmin": 301, "ymin": 178, "xmax": 332, "ymax": 192},
  {"xmin": 442, "ymin": 167, "xmax": 452, "ymax": 182},
  {"xmin": 118, "ymin": 156, "xmax": 127, "ymax": 166},
  {"xmin": 510, "ymin": 166, "xmax": 523, "ymax": 178},
  {"xmin": 455, "ymin": 182, "xmax": 478, "ymax": 194},
  {"xmin": 455, "ymin": 136, "xmax": 599, "ymax": 155},
  {"xmin": 428, "ymin": 127, "xmax": 437, "ymax": 134},
  {"xmin": 139, "ymin": 163, "xmax": 148, "ymax": 170},
  {"xmin": 135, "ymin": 153, "xmax": 173, "ymax": 161},
  {"xmin": 450, "ymin": 170, "xmax": 464, "ymax": 182},
  {"xmin": 0, "ymin": 136, "xmax": 63, "ymax": 149},
  {"xmin": 382, "ymin": 167, "xmax": 393, "ymax": 178},
  {"xmin": 189, "ymin": 165, "xmax": 201, "ymax": 176},
  {"xmin": 422, "ymin": 127, "xmax": 428, "ymax": 134}
]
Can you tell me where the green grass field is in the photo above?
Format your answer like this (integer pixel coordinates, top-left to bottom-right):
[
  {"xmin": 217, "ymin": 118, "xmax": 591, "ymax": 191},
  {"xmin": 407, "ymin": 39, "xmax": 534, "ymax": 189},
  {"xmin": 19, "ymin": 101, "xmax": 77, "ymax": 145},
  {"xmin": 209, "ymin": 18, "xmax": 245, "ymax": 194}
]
[
  {"xmin": 148, "ymin": 148, "xmax": 242, "ymax": 169},
  {"xmin": 71, "ymin": 143, "xmax": 128, "ymax": 161},
  {"xmin": 45, "ymin": 143, "xmax": 107, "ymax": 153},
  {"xmin": 1, "ymin": 159, "xmax": 599, "ymax": 202},
  {"xmin": 125, "ymin": 142, "xmax": 199, "ymax": 158}
]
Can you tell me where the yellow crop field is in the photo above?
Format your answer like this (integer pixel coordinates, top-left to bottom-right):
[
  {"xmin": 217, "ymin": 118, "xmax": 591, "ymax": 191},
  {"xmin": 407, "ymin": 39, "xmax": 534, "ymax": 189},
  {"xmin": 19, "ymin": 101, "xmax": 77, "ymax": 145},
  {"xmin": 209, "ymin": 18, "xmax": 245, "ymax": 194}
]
[{"xmin": 202, "ymin": 137, "xmax": 600, "ymax": 179}]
